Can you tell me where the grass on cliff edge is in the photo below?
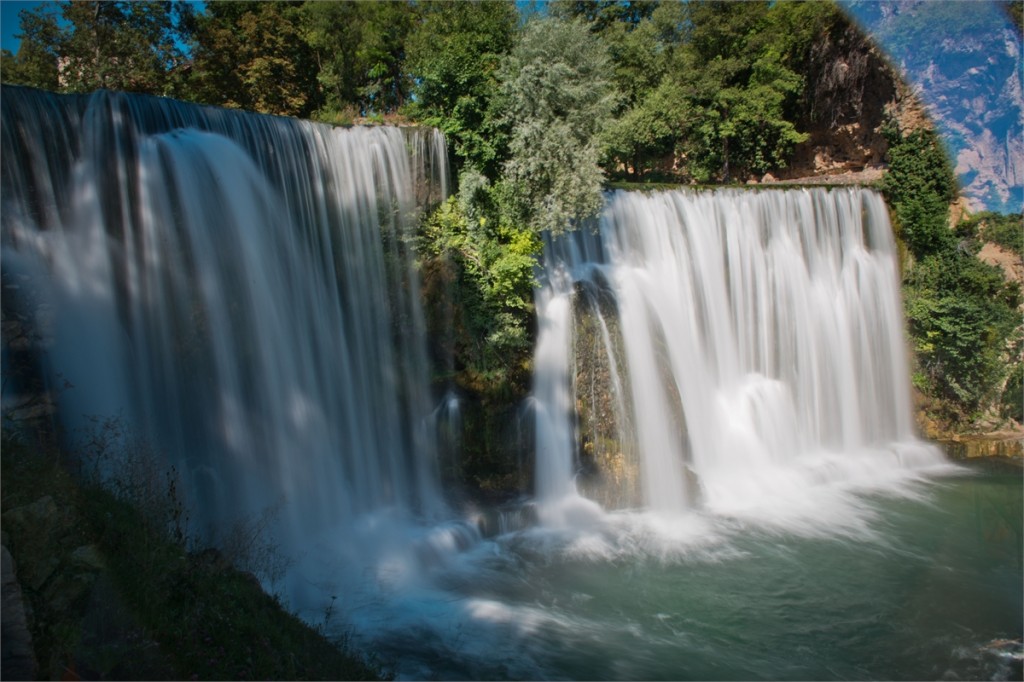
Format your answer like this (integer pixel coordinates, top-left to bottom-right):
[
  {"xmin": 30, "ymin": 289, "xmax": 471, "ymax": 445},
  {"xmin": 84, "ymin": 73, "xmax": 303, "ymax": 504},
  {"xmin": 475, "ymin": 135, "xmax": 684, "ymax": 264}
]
[{"xmin": 0, "ymin": 430, "xmax": 383, "ymax": 681}]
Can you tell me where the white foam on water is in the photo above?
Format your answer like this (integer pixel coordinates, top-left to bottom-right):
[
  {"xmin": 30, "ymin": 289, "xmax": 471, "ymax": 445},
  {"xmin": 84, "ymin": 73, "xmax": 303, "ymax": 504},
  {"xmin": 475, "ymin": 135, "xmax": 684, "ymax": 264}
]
[{"xmin": 531, "ymin": 187, "xmax": 960, "ymax": 538}]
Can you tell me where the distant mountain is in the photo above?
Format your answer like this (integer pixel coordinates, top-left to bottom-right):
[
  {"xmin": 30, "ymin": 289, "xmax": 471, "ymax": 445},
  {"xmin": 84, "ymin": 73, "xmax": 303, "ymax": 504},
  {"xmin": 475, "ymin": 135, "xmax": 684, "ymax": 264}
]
[{"xmin": 843, "ymin": 0, "xmax": 1023, "ymax": 214}]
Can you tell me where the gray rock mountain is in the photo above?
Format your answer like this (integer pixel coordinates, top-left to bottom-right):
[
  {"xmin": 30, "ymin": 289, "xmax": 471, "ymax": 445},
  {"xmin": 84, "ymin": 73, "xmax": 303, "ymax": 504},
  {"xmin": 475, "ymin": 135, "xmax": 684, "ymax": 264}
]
[{"xmin": 844, "ymin": 0, "xmax": 1023, "ymax": 214}]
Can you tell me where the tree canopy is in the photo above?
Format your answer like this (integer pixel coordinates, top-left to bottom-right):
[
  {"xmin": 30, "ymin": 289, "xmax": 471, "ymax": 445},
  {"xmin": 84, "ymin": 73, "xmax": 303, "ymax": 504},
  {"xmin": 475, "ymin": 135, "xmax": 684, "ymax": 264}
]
[
  {"xmin": 2, "ymin": 0, "xmax": 860, "ymax": 196},
  {"xmin": 497, "ymin": 17, "xmax": 617, "ymax": 234},
  {"xmin": 3, "ymin": 1, "xmax": 195, "ymax": 97},
  {"xmin": 190, "ymin": 1, "xmax": 318, "ymax": 116},
  {"xmin": 403, "ymin": 0, "xmax": 518, "ymax": 178}
]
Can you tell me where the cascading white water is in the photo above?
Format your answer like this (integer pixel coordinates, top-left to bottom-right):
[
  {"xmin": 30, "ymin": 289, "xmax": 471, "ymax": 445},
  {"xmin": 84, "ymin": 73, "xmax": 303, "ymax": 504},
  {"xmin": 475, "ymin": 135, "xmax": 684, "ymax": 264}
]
[
  {"xmin": 5, "ymin": 88, "xmax": 995, "ymax": 682},
  {"xmin": 535, "ymin": 187, "xmax": 949, "ymax": 528},
  {"xmin": 1, "ymin": 86, "xmax": 450, "ymax": 566}
]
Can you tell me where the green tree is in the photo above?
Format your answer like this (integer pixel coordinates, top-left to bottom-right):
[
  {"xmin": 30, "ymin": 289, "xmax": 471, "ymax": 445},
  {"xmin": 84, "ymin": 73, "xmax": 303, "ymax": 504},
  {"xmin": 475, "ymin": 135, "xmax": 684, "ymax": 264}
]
[
  {"xmin": 404, "ymin": 0, "xmax": 517, "ymax": 178},
  {"xmin": 561, "ymin": 1, "xmax": 818, "ymax": 183},
  {"xmin": 299, "ymin": 1, "xmax": 365, "ymax": 118},
  {"xmin": 678, "ymin": 1, "xmax": 809, "ymax": 181},
  {"xmin": 552, "ymin": 2, "xmax": 692, "ymax": 180},
  {"xmin": 58, "ymin": 1, "xmax": 195, "ymax": 96},
  {"xmin": 881, "ymin": 125, "xmax": 958, "ymax": 259},
  {"xmin": 904, "ymin": 251, "xmax": 1020, "ymax": 417},
  {"xmin": 549, "ymin": 0, "xmax": 658, "ymax": 32},
  {"xmin": 1, "ymin": 1, "xmax": 194, "ymax": 97},
  {"xmin": 0, "ymin": 4, "xmax": 62, "ymax": 90},
  {"xmin": 190, "ymin": 2, "xmax": 318, "ymax": 117},
  {"xmin": 300, "ymin": 1, "xmax": 418, "ymax": 119},
  {"xmin": 550, "ymin": 0, "xmax": 665, "ymax": 101},
  {"xmin": 496, "ymin": 17, "xmax": 618, "ymax": 233},
  {"xmin": 602, "ymin": 77, "xmax": 689, "ymax": 179},
  {"xmin": 355, "ymin": 1, "xmax": 418, "ymax": 114}
]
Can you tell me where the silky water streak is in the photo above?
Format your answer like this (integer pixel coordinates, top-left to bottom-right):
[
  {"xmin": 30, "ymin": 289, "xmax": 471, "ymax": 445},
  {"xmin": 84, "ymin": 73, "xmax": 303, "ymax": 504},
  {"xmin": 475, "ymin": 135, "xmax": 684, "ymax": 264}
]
[
  {"xmin": 533, "ymin": 187, "xmax": 953, "ymax": 533},
  {"xmin": 0, "ymin": 86, "xmax": 451, "ymax": 573}
]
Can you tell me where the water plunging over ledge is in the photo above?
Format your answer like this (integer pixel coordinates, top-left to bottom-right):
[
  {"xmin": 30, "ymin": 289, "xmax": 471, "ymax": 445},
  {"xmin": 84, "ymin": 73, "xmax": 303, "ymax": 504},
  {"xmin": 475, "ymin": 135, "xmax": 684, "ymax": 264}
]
[
  {"xmin": 1, "ymin": 86, "xmax": 451, "ymax": 570},
  {"xmin": 531, "ymin": 187, "xmax": 953, "ymax": 533},
  {"xmin": 3, "ymin": 87, "xmax": 1016, "ymax": 681}
]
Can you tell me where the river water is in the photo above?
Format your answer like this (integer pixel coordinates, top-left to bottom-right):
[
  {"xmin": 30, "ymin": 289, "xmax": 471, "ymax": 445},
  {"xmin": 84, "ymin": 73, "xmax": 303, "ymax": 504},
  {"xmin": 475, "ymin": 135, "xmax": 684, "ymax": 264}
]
[{"xmin": 337, "ymin": 459, "xmax": 1021, "ymax": 681}]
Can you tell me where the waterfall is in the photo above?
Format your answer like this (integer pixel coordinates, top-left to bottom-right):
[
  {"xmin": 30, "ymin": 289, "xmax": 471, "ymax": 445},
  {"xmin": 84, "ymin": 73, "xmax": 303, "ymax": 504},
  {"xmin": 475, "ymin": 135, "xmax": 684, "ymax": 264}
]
[
  {"xmin": 534, "ymin": 187, "xmax": 948, "ymax": 524},
  {"xmin": 1, "ymin": 86, "xmax": 450, "ymax": 552}
]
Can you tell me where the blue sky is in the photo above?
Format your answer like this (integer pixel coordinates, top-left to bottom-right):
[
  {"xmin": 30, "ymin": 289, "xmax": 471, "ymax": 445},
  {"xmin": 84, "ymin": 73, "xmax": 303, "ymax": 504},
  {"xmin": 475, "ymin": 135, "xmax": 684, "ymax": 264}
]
[{"xmin": 1, "ymin": 0, "xmax": 45, "ymax": 53}]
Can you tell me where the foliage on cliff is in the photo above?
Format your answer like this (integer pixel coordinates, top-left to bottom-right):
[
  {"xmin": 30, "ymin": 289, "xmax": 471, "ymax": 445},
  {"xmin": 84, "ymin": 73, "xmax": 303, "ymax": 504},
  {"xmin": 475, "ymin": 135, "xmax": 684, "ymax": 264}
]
[
  {"xmin": 883, "ymin": 123, "xmax": 1022, "ymax": 426},
  {"xmin": 417, "ymin": 176, "xmax": 541, "ymax": 499},
  {"xmin": 418, "ymin": 175, "xmax": 541, "ymax": 398},
  {"xmin": 961, "ymin": 211, "xmax": 1024, "ymax": 256}
]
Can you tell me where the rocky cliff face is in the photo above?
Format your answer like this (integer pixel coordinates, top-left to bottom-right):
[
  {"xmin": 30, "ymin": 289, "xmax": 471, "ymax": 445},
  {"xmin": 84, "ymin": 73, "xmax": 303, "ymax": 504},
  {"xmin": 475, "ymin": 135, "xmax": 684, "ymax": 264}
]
[
  {"xmin": 843, "ymin": 0, "xmax": 1023, "ymax": 214},
  {"xmin": 775, "ymin": 5, "xmax": 931, "ymax": 183},
  {"xmin": 784, "ymin": 12, "xmax": 897, "ymax": 178}
]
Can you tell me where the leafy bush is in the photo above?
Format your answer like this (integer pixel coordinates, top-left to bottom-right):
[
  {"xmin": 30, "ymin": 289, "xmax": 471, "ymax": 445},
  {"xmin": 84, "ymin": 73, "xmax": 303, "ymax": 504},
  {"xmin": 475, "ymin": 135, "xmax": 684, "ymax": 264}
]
[
  {"xmin": 418, "ymin": 181, "xmax": 541, "ymax": 395},
  {"xmin": 905, "ymin": 246, "xmax": 1015, "ymax": 417},
  {"xmin": 214, "ymin": 500, "xmax": 293, "ymax": 596},
  {"xmin": 884, "ymin": 122, "xmax": 1021, "ymax": 425},
  {"xmin": 903, "ymin": 241, "xmax": 1021, "ymax": 420},
  {"xmin": 906, "ymin": 286, "xmax": 1006, "ymax": 413},
  {"xmin": 882, "ymin": 125, "xmax": 958, "ymax": 260},
  {"xmin": 74, "ymin": 414, "xmax": 189, "ymax": 546},
  {"xmin": 960, "ymin": 210, "xmax": 1024, "ymax": 255}
]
